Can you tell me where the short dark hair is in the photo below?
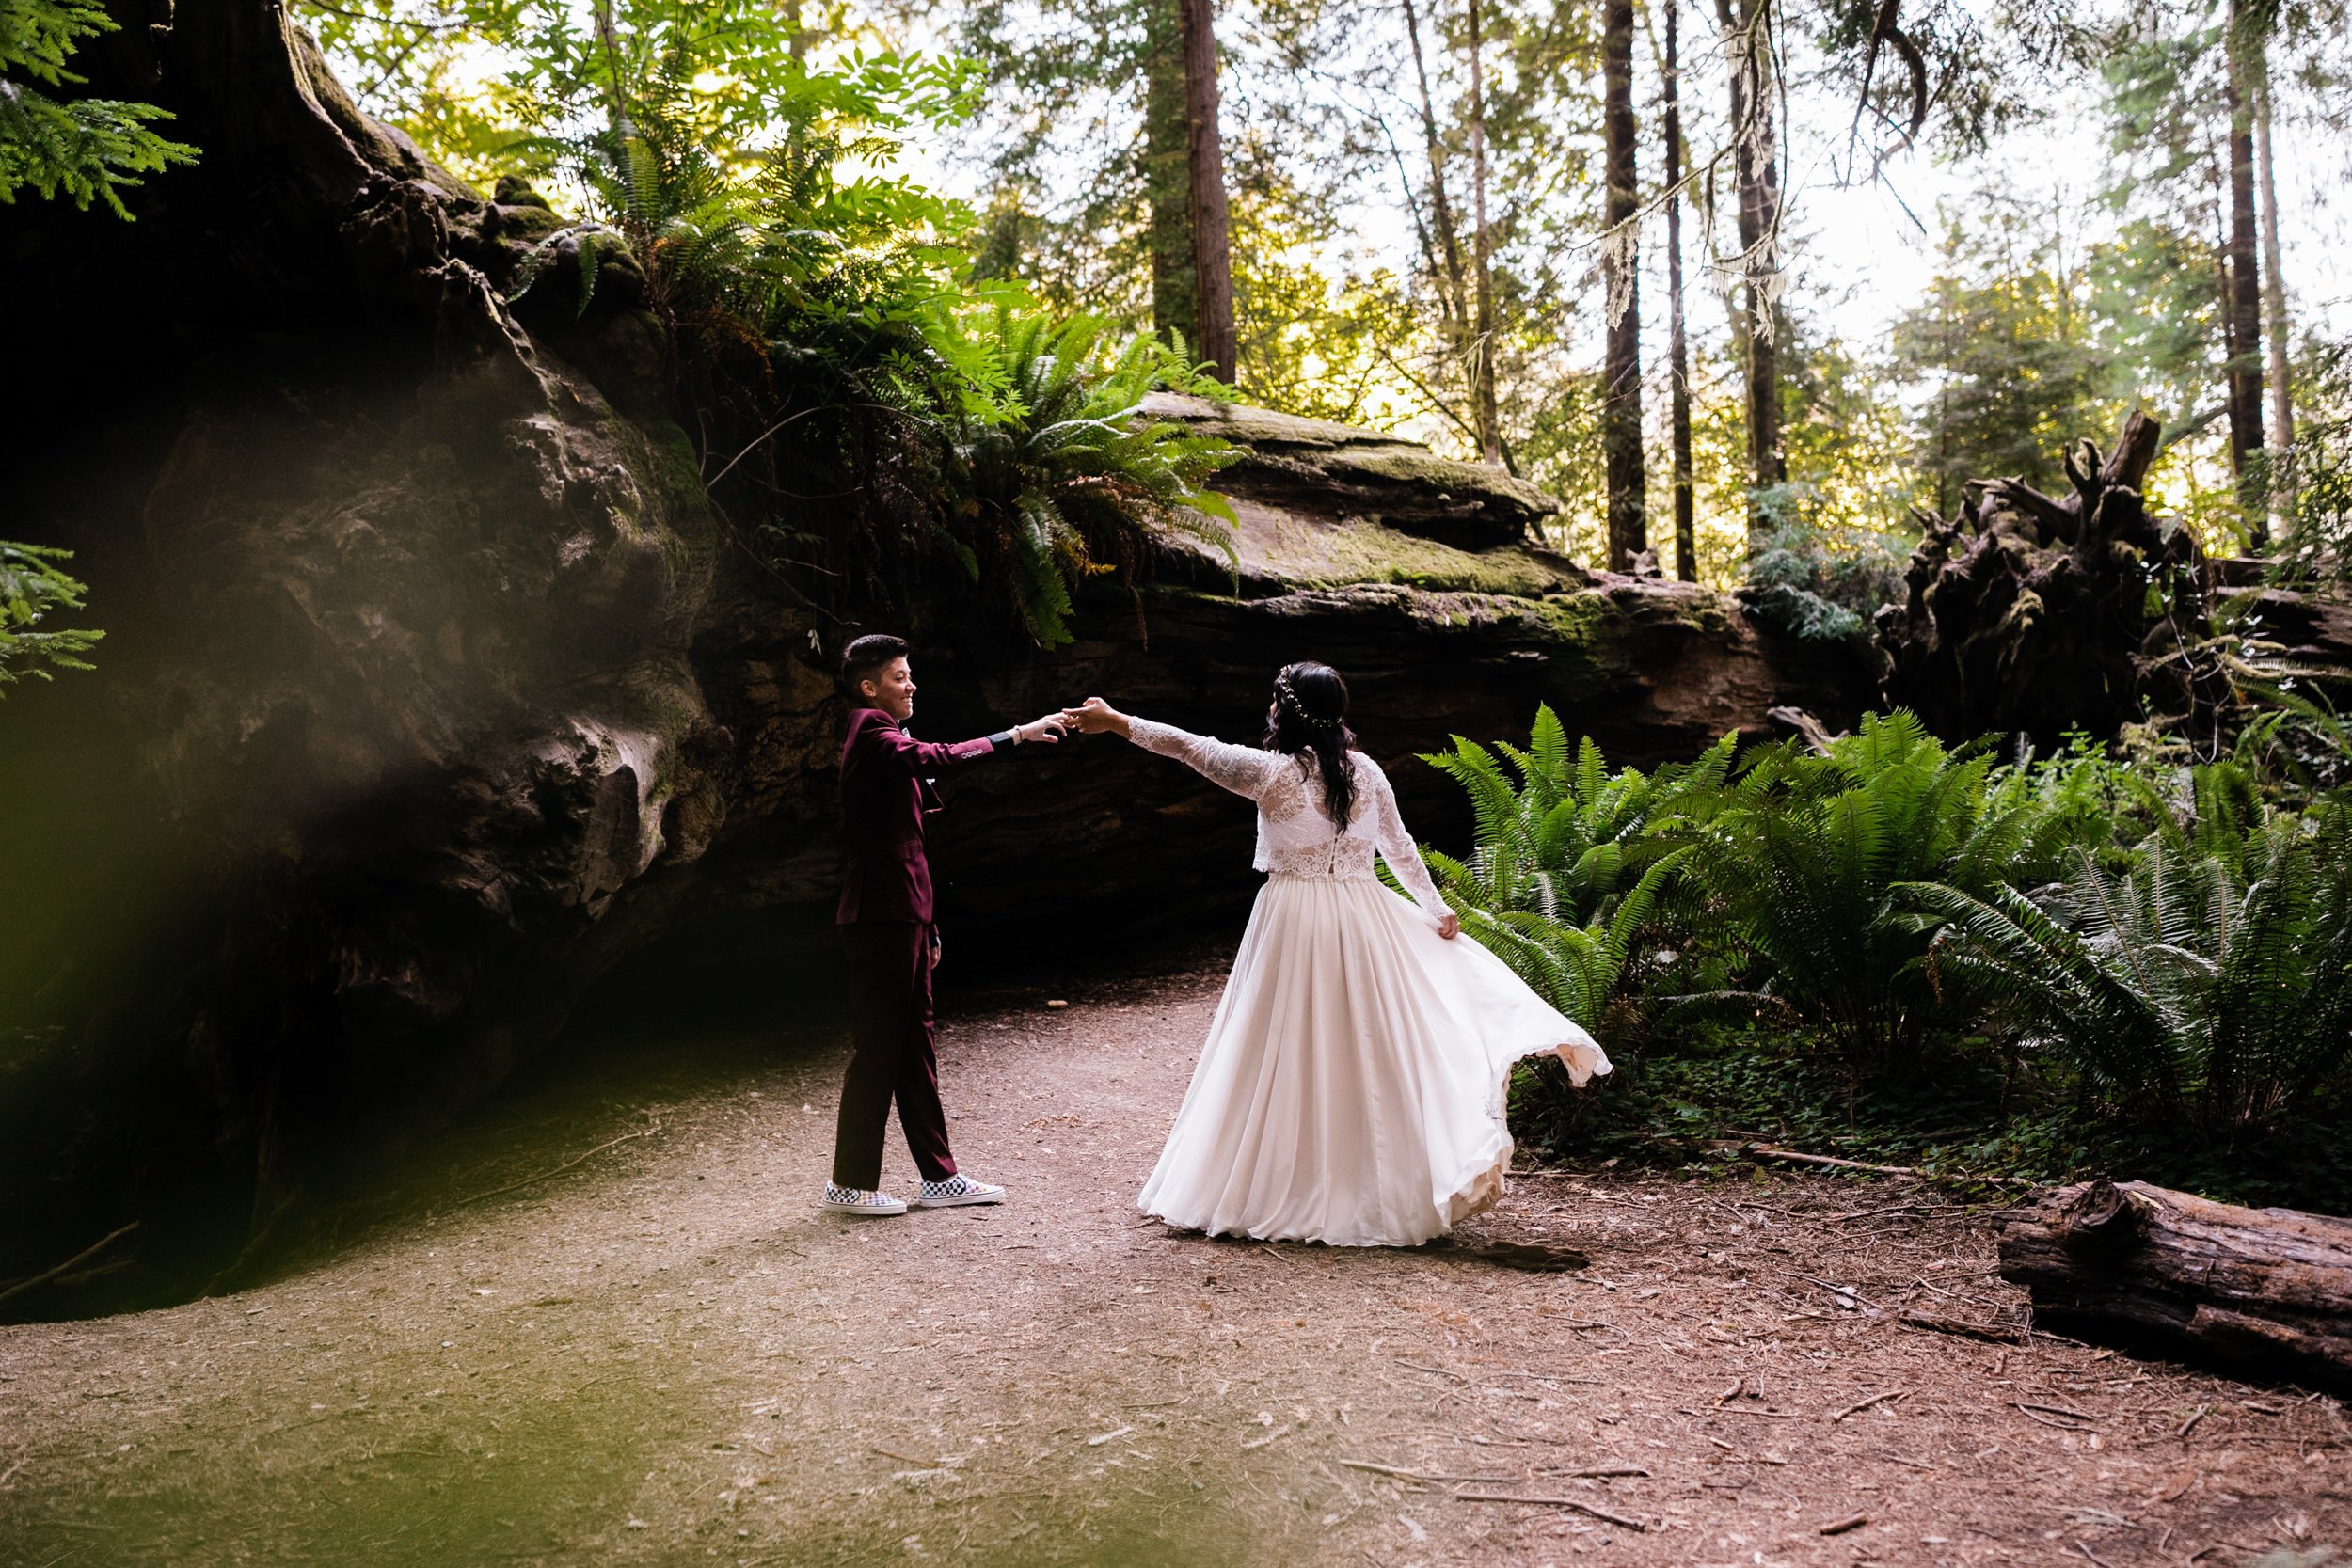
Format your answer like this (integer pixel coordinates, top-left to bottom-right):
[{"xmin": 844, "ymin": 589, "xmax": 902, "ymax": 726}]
[{"xmin": 840, "ymin": 634, "xmax": 910, "ymax": 693}]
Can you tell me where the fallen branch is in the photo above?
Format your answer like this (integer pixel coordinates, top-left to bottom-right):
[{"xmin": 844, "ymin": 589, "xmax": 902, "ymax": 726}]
[
  {"xmin": 1820, "ymin": 1513, "xmax": 1870, "ymax": 1536},
  {"xmin": 1338, "ymin": 1459, "xmax": 1515, "ymax": 1484},
  {"xmin": 0, "ymin": 1222, "xmax": 139, "ymax": 1308},
  {"xmin": 453, "ymin": 1119, "xmax": 661, "ymax": 1208},
  {"xmin": 1394, "ymin": 1359, "xmax": 1466, "ymax": 1382},
  {"xmin": 1745, "ymin": 1146, "xmax": 2033, "ymax": 1186},
  {"xmin": 1451, "ymin": 1490, "xmax": 1645, "ymax": 1530},
  {"xmin": 1830, "ymin": 1389, "xmax": 1907, "ymax": 1423},
  {"xmin": 2012, "ymin": 1402, "xmax": 2096, "ymax": 1431},
  {"xmin": 1899, "ymin": 1307, "xmax": 2026, "ymax": 1345}
]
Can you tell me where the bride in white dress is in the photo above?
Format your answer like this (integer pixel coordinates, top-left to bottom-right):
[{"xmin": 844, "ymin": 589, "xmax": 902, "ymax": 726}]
[{"xmin": 1062, "ymin": 663, "xmax": 1611, "ymax": 1247}]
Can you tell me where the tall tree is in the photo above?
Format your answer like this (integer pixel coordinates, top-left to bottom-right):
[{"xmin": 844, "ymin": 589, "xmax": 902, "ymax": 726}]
[
  {"xmin": 1144, "ymin": 0, "xmax": 1198, "ymax": 352},
  {"xmin": 2223, "ymin": 0, "xmax": 2266, "ymax": 542},
  {"xmin": 1179, "ymin": 0, "xmax": 1236, "ymax": 380},
  {"xmin": 1661, "ymin": 0, "xmax": 1695, "ymax": 581},
  {"xmin": 2248, "ymin": 0, "xmax": 2295, "ymax": 532},
  {"xmin": 1465, "ymin": 0, "xmax": 1503, "ymax": 466},
  {"xmin": 1715, "ymin": 0, "xmax": 1783, "ymax": 546},
  {"xmin": 1402, "ymin": 0, "xmax": 1476, "ymax": 422},
  {"xmin": 1601, "ymin": 0, "xmax": 1644, "ymax": 568}
]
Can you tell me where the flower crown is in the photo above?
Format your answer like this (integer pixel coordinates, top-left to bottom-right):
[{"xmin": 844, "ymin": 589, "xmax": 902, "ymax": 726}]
[{"xmin": 1275, "ymin": 673, "xmax": 1343, "ymax": 731}]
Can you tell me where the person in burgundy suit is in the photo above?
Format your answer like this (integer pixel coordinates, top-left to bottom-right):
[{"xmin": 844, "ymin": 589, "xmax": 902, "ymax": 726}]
[{"xmin": 822, "ymin": 634, "xmax": 1069, "ymax": 1217}]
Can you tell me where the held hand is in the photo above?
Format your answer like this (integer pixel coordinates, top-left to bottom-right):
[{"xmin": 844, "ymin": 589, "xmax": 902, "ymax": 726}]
[
  {"xmin": 1061, "ymin": 696, "xmax": 1127, "ymax": 736},
  {"xmin": 1016, "ymin": 714, "xmax": 1067, "ymax": 744},
  {"xmin": 1437, "ymin": 912, "xmax": 1461, "ymax": 941}
]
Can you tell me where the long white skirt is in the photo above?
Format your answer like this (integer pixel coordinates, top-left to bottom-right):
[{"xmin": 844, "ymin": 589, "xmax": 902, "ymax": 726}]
[{"xmin": 1138, "ymin": 876, "xmax": 1612, "ymax": 1247}]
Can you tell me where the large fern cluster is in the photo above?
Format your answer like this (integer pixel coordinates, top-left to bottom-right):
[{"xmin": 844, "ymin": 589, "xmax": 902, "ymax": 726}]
[
  {"xmin": 922, "ymin": 303, "xmax": 1237, "ymax": 645},
  {"xmin": 1427, "ymin": 705, "xmax": 2352, "ymax": 1146},
  {"xmin": 1917, "ymin": 784, "xmax": 2352, "ymax": 1141},
  {"xmin": 1417, "ymin": 706, "xmax": 1727, "ymax": 1028},
  {"xmin": 1705, "ymin": 712, "xmax": 2091, "ymax": 1069}
]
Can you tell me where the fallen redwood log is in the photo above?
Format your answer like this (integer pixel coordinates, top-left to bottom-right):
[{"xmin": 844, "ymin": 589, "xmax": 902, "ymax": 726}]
[{"xmin": 1998, "ymin": 1180, "xmax": 2352, "ymax": 1392}]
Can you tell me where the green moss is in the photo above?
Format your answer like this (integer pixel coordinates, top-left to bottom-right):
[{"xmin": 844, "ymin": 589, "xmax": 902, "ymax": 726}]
[
  {"xmin": 1327, "ymin": 449, "xmax": 1558, "ymax": 519},
  {"xmin": 1252, "ymin": 516, "xmax": 1572, "ymax": 595}
]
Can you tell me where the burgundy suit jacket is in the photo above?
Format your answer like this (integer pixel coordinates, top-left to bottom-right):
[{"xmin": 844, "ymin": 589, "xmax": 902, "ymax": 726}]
[{"xmin": 835, "ymin": 707, "xmax": 1006, "ymax": 925}]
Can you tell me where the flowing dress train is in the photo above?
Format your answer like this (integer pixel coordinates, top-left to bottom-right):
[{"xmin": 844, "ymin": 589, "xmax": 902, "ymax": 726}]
[{"xmin": 1128, "ymin": 719, "xmax": 1610, "ymax": 1246}]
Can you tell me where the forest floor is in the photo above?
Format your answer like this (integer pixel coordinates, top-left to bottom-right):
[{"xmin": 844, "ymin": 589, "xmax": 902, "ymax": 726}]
[{"xmin": 2, "ymin": 951, "xmax": 2348, "ymax": 1568}]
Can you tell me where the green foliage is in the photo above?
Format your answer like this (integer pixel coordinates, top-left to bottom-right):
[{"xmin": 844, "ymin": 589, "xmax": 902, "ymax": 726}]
[
  {"xmin": 1741, "ymin": 489, "xmax": 1913, "ymax": 643},
  {"xmin": 1915, "ymin": 790, "xmax": 2352, "ymax": 1144},
  {"xmin": 1417, "ymin": 706, "xmax": 1731, "ymax": 1026},
  {"xmin": 0, "ymin": 0, "xmax": 197, "ymax": 216},
  {"xmin": 1429, "ymin": 706, "xmax": 2352, "ymax": 1200},
  {"xmin": 923, "ymin": 300, "xmax": 1238, "ymax": 646},
  {"xmin": 306, "ymin": 2, "xmax": 1240, "ymax": 648},
  {"xmin": 2274, "ymin": 337, "xmax": 2352, "ymax": 584},
  {"xmin": 1704, "ymin": 712, "xmax": 2101, "ymax": 1069},
  {"xmin": 485, "ymin": 3, "xmax": 977, "ymax": 332},
  {"xmin": 0, "ymin": 540, "xmax": 102, "ymax": 691}
]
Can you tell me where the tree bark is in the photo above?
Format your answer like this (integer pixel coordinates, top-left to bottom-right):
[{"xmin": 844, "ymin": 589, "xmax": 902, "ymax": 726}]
[
  {"xmin": 1663, "ymin": 0, "xmax": 1696, "ymax": 582},
  {"xmin": 1144, "ymin": 0, "xmax": 1197, "ymax": 355},
  {"xmin": 1403, "ymin": 0, "xmax": 1475, "ymax": 419},
  {"xmin": 1999, "ymin": 1180, "xmax": 2352, "ymax": 1393},
  {"xmin": 2224, "ymin": 0, "xmax": 2267, "ymax": 545},
  {"xmin": 1179, "ymin": 0, "xmax": 1236, "ymax": 383},
  {"xmin": 2252, "ymin": 40, "xmax": 2296, "ymax": 533},
  {"xmin": 1466, "ymin": 0, "xmax": 1504, "ymax": 467},
  {"xmin": 1876, "ymin": 411, "xmax": 2226, "ymax": 751},
  {"xmin": 1601, "ymin": 0, "xmax": 1645, "ymax": 571},
  {"xmin": 1715, "ymin": 0, "xmax": 1782, "ymax": 548}
]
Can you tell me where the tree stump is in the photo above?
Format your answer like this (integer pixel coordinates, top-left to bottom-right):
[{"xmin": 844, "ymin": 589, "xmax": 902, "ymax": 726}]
[
  {"xmin": 1875, "ymin": 413, "xmax": 2227, "ymax": 749},
  {"xmin": 1998, "ymin": 1180, "xmax": 2352, "ymax": 1391}
]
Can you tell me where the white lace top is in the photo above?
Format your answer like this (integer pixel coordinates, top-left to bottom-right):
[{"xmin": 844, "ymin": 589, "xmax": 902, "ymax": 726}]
[{"xmin": 1125, "ymin": 717, "xmax": 1453, "ymax": 916}]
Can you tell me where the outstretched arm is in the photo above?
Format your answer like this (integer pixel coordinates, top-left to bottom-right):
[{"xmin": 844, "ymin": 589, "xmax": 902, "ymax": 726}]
[
  {"xmin": 866, "ymin": 711, "xmax": 1065, "ymax": 777},
  {"xmin": 1366, "ymin": 761, "xmax": 1460, "ymax": 935},
  {"xmin": 1062, "ymin": 697, "xmax": 1288, "ymax": 802}
]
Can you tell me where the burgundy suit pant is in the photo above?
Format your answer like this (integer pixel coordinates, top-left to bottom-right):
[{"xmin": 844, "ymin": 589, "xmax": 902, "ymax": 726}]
[{"xmin": 832, "ymin": 921, "xmax": 960, "ymax": 1189}]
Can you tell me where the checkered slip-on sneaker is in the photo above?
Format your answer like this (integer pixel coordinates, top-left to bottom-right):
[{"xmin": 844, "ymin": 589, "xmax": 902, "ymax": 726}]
[
  {"xmin": 820, "ymin": 1183, "xmax": 908, "ymax": 1216},
  {"xmin": 915, "ymin": 1174, "xmax": 1006, "ymax": 1208}
]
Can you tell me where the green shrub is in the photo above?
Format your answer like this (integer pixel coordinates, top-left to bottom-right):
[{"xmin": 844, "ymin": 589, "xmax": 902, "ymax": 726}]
[
  {"xmin": 1915, "ymin": 789, "xmax": 2352, "ymax": 1143},
  {"xmin": 1701, "ymin": 711, "xmax": 2088, "ymax": 1069}
]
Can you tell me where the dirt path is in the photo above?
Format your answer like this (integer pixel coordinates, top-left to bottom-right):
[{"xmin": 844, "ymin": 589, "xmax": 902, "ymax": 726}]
[{"xmin": 3, "ymin": 956, "xmax": 2347, "ymax": 1568}]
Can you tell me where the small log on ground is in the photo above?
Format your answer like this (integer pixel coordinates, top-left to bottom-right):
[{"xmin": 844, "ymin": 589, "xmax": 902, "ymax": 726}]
[{"xmin": 1998, "ymin": 1180, "xmax": 2352, "ymax": 1391}]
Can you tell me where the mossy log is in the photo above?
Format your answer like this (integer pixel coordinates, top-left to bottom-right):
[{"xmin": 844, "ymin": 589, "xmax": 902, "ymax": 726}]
[{"xmin": 1998, "ymin": 1180, "xmax": 2352, "ymax": 1391}]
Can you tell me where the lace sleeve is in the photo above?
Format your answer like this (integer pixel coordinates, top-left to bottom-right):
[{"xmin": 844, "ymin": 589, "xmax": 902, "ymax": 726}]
[
  {"xmin": 1366, "ymin": 759, "xmax": 1451, "ymax": 915},
  {"xmin": 1124, "ymin": 716, "xmax": 1289, "ymax": 803}
]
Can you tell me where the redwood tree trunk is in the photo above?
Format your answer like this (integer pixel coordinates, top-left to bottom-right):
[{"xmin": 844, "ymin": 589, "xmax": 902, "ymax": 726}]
[
  {"xmin": 2000, "ymin": 1180, "xmax": 2352, "ymax": 1393},
  {"xmin": 1664, "ymin": 0, "xmax": 1695, "ymax": 581},
  {"xmin": 2224, "ymin": 0, "xmax": 2266, "ymax": 544},
  {"xmin": 1601, "ymin": 0, "xmax": 1645, "ymax": 571},
  {"xmin": 1179, "ymin": 0, "xmax": 1236, "ymax": 382},
  {"xmin": 1404, "ymin": 0, "xmax": 1475, "ymax": 419},
  {"xmin": 1466, "ymin": 0, "xmax": 1504, "ymax": 467},
  {"xmin": 1715, "ymin": 0, "xmax": 1781, "ymax": 546},
  {"xmin": 1145, "ymin": 0, "xmax": 1197, "ymax": 354},
  {"xmin": 2252, "ymin": 26, "xmax": 2296, "ymax": 533}
]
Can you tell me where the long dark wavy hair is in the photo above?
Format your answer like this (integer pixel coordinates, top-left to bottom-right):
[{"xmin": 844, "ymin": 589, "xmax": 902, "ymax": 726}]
[{"xmin": 1261, "ymin": 661, "xmax": 1359, "ymax": 829}]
